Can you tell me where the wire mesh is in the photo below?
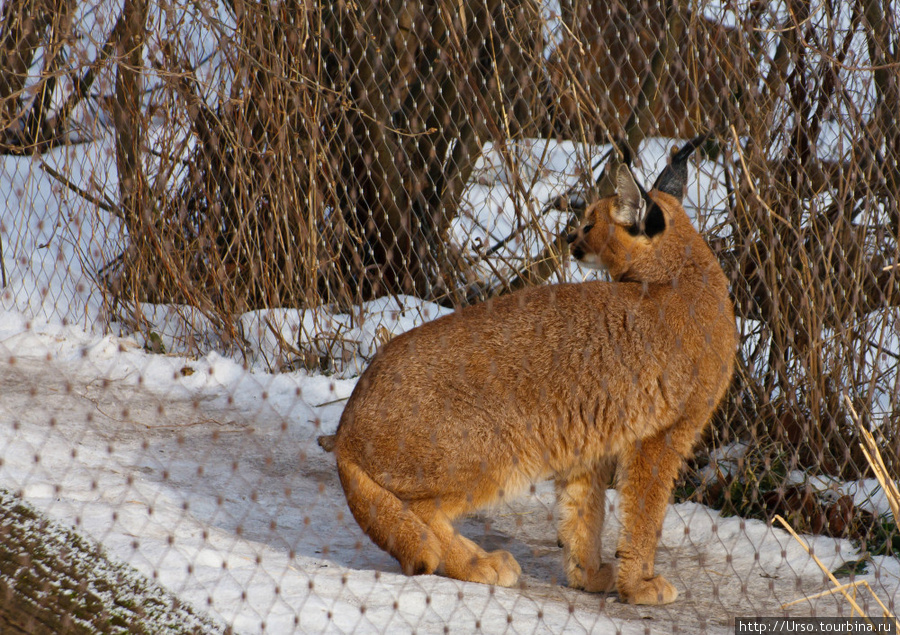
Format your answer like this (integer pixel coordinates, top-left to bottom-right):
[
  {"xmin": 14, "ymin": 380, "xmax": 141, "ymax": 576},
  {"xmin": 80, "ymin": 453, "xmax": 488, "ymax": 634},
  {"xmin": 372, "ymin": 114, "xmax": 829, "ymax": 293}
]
[{"xmin": 0, "ymin": 0, "xmax": 898, "ymax": 632}]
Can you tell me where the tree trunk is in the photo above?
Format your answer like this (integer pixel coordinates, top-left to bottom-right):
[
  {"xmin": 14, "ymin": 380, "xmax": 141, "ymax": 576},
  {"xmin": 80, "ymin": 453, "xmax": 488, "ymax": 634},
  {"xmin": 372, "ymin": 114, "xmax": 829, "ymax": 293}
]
[
  {"xmin": 320, "ymin": 0, "xmax": 547, "ymax": 301},
  {"xmin": 0, "ymin": 0, "xmax": 73, "ymax": 153}
]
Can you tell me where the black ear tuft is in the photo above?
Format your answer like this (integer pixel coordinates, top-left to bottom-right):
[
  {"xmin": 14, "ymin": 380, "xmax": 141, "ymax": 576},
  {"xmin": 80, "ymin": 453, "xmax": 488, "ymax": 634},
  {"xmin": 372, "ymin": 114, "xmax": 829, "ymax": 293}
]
[
  {"xmin": 652, "ymin": 132, "xmax": 712, "ymax": 202},
  {"xmin": 617, "ymin": 140, "xmax": 633, "ymax": 168}
]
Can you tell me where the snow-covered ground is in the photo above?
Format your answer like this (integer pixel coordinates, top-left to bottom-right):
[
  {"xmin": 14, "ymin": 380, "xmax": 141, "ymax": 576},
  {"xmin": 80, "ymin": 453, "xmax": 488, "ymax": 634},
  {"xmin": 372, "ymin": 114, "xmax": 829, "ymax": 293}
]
[
  {"xmin": 1, "ymin": 314, "xmax": 898, "ymax": 633},
  {"xmin": 2, "ymin": 135, "xmax": 899, "ymax": 632}
]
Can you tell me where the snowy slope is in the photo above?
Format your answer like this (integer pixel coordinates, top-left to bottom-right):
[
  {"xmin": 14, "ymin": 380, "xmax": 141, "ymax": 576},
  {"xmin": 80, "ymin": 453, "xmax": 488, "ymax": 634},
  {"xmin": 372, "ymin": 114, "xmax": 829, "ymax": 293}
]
[{"xmin": 1, "ymin": 311, "xmax": 898, "ymax": 633}]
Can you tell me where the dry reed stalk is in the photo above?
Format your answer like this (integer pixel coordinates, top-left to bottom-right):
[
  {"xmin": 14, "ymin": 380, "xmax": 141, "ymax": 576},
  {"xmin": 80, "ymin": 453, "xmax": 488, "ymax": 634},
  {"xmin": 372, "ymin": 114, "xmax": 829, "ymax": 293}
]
[
  {"xmin": 772, "ymin": 514, "xmax": 897, "ymax": 627},
  {"xmin": 843, "ymin": 395, "xmax": 900, "ymax": 525},
  {"xmin": 781, "ymin": 579, "xmax": 875, "ymax": 607},
  {"xmin": 772, "ymin": 396, "xmax": 899, "ymax": 626}
]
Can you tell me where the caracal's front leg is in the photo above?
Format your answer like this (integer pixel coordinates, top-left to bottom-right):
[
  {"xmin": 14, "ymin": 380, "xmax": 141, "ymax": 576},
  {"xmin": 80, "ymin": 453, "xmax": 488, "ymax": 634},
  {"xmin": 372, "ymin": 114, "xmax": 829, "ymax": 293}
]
[
  {"xmin": 555, "ymin": 458, "xmax": 617, "ymax": 592},
  {"xmin": 616, "ymin": 420, "xmax": 698, "ymax": 604}
]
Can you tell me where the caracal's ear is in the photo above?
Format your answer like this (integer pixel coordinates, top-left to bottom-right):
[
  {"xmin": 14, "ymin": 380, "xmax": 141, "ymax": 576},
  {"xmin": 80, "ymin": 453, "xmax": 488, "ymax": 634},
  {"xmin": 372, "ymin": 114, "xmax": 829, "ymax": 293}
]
[
  {"xmin": 652, "ymin": 132, "xmax": 711, "ymax": 203},
  {"xmin": 613, "ymin": 163, "xmax": 648, "ymax": 227}
]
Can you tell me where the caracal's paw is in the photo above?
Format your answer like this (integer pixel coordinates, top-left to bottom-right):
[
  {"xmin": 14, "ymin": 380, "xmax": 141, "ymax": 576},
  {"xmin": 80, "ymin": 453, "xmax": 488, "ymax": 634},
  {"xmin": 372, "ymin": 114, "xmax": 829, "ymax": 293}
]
[
  {"xmin": 619, "ymin": 574, "xmax": 678, "ymax": 605},
  {"xmin": 467, "ymin": 550, "xmax": 522, "ymax": 587},
  {"xmin": 569, "ymin": 562, "xmax": 617, "ymax": 593},
  {"xmin": 401, "ymin": 539, "xmax": 443, "ymax": 576}
]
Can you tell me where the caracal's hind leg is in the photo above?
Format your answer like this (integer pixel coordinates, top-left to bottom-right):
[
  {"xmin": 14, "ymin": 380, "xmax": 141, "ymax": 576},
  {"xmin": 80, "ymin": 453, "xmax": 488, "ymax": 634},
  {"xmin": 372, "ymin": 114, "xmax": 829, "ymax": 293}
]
[
  {"xmin": 616, "ymin": 420, "xmax": 698, "ymax": 604},
  {"xmin": 337, "ymin": 455, "xmax": 520, "ymax": 586},
  {"xmin": 555, "ymin": 459, "xmax": 617, "ymax": 592},
  {"xmin": 409, "ymin": 500, "xmax": 521, "ymax": 587},
  {"xmin": 336, "ymin": 456, "xmax": 443, "ymax": 576}
]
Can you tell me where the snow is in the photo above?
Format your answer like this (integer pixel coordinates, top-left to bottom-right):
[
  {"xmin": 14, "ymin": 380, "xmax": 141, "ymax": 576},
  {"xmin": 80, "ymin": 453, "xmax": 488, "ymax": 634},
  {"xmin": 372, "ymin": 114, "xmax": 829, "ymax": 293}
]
[
  {"xmin": 1, "ymin": 324, "xmax": 897, "ymax": 633},
  {"xmin": 2, "ymin": 130, "xmax": 899, "ymax": 632}
]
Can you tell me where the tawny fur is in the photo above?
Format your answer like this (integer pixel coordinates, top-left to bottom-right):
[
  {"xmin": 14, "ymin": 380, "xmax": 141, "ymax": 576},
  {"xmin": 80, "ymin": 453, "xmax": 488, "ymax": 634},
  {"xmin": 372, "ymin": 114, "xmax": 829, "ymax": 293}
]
[{"xmin": 331, "ymin": 156, "xmax": 737, "ymax": 605}]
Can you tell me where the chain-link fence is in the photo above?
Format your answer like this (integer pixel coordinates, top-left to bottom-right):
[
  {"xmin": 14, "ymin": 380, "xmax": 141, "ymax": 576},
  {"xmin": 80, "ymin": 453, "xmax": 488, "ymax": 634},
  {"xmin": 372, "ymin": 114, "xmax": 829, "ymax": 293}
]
[{"xmin": 1, "ymin": 0, "xmax": 899, "ymax": 631}]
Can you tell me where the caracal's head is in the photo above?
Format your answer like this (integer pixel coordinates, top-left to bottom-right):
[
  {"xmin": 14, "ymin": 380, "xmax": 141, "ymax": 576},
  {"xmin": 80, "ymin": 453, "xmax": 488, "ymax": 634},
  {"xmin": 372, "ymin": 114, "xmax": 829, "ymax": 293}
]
[{"xmin": 567, "ymin": 140, "xmax": 710, "ymax": 285}]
